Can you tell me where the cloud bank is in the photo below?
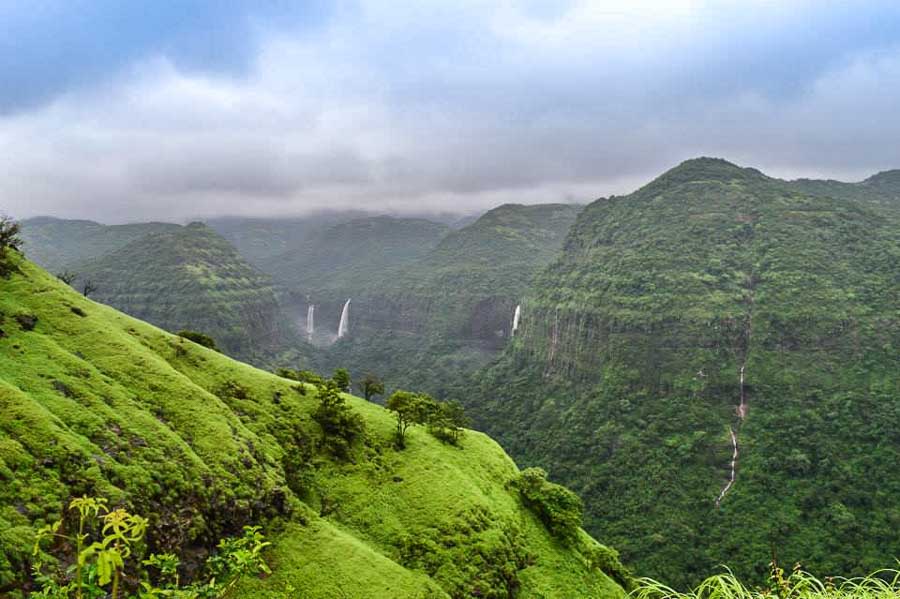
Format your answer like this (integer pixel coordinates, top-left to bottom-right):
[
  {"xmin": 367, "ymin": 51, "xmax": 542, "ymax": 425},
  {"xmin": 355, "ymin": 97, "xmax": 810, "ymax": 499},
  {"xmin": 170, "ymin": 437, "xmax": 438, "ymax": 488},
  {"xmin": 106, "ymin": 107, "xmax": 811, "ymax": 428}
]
[{"xmin": 2, "ymin": 0, "xmax": 900, "ymax": 222}]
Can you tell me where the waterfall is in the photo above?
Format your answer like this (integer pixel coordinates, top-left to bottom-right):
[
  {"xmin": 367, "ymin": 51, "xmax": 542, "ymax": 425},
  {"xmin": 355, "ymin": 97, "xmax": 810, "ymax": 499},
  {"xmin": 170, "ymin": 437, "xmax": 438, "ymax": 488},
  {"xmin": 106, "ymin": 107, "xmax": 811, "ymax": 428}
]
[
  {"xmin": 337, "ymin": 299, "xmax": 350, "ymax": 338},
  {"xmin": 511, "ymin": 304, "xmax": 521, "ymax": 336},
  {"xmin": 307, "ymin": 304, "xmax": 315, "ymax": 340}
]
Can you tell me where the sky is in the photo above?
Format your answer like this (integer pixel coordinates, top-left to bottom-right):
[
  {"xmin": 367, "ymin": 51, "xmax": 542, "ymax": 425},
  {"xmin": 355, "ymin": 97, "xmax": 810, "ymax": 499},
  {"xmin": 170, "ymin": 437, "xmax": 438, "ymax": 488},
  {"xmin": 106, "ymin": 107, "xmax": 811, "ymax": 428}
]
[{"xmin": 2, "ymin": 0, "xmax": 900, "ymax": 222}]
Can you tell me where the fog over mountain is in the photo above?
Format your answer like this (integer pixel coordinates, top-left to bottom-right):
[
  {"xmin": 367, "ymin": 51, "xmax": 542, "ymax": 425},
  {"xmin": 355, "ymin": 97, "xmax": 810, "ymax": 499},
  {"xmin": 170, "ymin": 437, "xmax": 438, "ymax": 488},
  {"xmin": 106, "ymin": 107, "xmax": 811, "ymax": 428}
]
[{"xmin": 3, "ymin": 1, "xmax": 900, "ymax": 222}]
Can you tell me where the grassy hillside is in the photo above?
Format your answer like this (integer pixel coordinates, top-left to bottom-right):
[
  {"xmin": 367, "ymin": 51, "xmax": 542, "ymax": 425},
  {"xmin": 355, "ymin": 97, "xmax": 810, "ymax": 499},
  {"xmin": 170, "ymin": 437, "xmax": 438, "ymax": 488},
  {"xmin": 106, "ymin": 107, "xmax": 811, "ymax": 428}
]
[
  {"xmin": 71, "ymin": 222, "xmax": 305, "ymax": 365},
  {"xmin": 0, "ymin": 252, "xmax": 626, "ymax": 598},
  {"xmin": 465, "ymin": 158, "xmax": 900, "ymax": 586},
  {"xmin": 19, "ymin": 217, "xmax": 181, "ymax": 274},
  {"xmin": 321, "ymin": 204, "xmax": 583, "ymax": 396}
]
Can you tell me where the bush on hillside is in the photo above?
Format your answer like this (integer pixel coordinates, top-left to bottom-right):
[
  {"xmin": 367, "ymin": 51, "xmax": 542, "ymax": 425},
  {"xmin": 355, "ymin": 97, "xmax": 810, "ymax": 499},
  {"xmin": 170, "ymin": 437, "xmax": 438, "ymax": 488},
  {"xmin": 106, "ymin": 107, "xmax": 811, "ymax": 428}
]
[
  {"xmin": 31, "ymin": 496, "xmax": 271, "ymax": 598},
  {"xmin": 512, "ymin": 468, "xmax": 583, "ymax": 542},
  {"xmin": 427, "ymin": 400, "xmax": 469, "ymax": 446},
  {"xmin": 358, "ymin": 372, "xmax": 385, "ymax": 402},
  {"xmin": 177, "ymin": 329, "xmax": 220, "ymax": 351},
  {"xmin": 312, "ymin": 380, "xmax": 365, "ymax": 460},
  {"xmin": 386, "ymin": 390, "xmax": 437, "ymax": 448},
  {"xmin": 274, "ymin": 367, "xmax": 326, "ymax": 386},
  {"xmin": 586, "ymin": 544, "xmax": 634, "ymax": 591},
  {"xmin": 387, "ymin": 391, "xmax": 470, "ymax": 447},
  {"xmin": 0, "ymin": 215, "xmax": 22, "ymax": 278},
  {"xmin": 332, "ymin": 367, "xmax": 351, "ymax": 392}
]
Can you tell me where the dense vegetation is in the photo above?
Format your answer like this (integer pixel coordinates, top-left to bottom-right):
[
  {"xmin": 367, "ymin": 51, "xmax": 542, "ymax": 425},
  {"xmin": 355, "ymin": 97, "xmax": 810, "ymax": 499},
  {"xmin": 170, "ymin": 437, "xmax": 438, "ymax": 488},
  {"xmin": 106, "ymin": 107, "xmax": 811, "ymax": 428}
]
[
  {"xmin": 18, "ymin": 217, "xmax": 181, "ymax": 274},
  {"xmin": 635, "ymin": 565, "xmax": 900, "ymax": 599},
  {"xmin": 465, "ymin": 158, "xmax": 900, "ymax": 587},
  {"xmin": 321, "ymin": 203, "xmax": 583, "ymax": 396},
  {"xmin": 0, "ymin": 251, "xmax": 626, "ymax": 597},
  {"xmin": 58, "ymin": 222, "xmax": 306, "ymax": 365}
]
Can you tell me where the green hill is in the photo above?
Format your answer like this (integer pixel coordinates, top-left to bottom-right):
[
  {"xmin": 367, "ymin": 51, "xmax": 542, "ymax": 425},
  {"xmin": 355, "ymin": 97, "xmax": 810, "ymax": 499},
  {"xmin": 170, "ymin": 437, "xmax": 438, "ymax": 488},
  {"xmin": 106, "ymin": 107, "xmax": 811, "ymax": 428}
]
[
  {"xmin": 465, "ymin": 158, "xmax": 900, "ymax": 586},
  {"xmin": 0, "ymin": 251, "xmax": 626, "ymax": 597},
  {"xmin": 787, "ymin": 169, "xmax": 900, "ymax": 208},
  {"xmin": 19, "ymin": 217, "xmax": 181, "ymax": 274},
  {"xmin": 72, "ymin": 222, "xmax": 305, "ymax": 365},
  {"xmin": 321, "ymin": 204, "xmax": 583, "ymax": 396}
]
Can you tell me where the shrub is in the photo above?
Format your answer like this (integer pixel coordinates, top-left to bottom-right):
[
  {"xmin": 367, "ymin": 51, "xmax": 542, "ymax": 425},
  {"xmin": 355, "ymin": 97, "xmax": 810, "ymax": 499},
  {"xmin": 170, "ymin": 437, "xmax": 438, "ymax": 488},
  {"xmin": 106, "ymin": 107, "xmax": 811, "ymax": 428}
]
[
  {"xmin": 312, "ymin": 380, "xmax": 365, "ymax": 460},
  {"xmin": 386, "ymin": 390, "xmax": 437, "ymax": 448},
  {"xmin": 176, "ymin": 330, "xmax": 220, "ymax": 352},
  {"xmin": 427, "ymin": 400, "xmax": 469, "ymax": 446},
  {"xmin": 586, "ymin": 544, "xmax": 634, "ymax": 591},
  {"xmin": 274, "ymin": 367, "xmax": 325, "ymax": 387},
  {"xmin": 331, "ymin": 368, "xmax": 351, "ymax": 392},
  {"xmin": 512, "ymin": 468, "xmax": 583, "ymax": 542},
  {"xmin": 357, "ymin": 373, "xmax": 385, "ymax": 402},
  {"xmin": 31, "ymin": 496, "xmax": 273, "ymax": 598},
  {"xmin": 0, "ymin": 216, "xmax": 21, "ymax": 278}
]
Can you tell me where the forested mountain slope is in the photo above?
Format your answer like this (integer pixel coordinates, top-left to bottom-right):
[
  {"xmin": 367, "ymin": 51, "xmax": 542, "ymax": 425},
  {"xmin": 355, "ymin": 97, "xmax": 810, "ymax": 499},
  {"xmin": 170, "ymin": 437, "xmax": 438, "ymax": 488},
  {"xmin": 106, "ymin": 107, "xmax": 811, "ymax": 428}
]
[
  {"xmin": 267, "ymin": 216, "xmax": 451, "ymax": 337},
  {"xmin": 465, "ymin": 158, "xmax": 900, "ymax": 586},
  {"xmin": 787, "ymin": 168, "xmax": 900, "ymax": 208},
  {"xmin": 71, "ymin": 222, "xmax": 304, "ymax": 365},
  {"xmin": 19, "ymin": 217, "xmax": 180, "ymax": 274},
  {"xmin": 0, "ymin": 252, "xmax": 626, "ymax": 598},
  {"xmin": 321, "ymin": 203, "xmax": 583, "ymax": 396}
]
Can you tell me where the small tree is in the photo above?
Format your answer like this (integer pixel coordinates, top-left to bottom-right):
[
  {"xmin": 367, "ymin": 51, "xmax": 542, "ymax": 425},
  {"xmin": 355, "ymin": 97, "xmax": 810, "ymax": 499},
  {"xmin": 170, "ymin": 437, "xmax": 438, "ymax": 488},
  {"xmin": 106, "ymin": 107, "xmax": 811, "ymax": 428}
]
[
  {"xmin": 358, "ymin": 373, "xmax": 385, "ymax": 402},
  {"xmin": 82, "ymin": 279, "xmax": 97, "ymax": 298},
  {"xmin": 176, "ymin": 329, "xmax": 220, "ymax": 351},
  {"xmin": 0, "ymin": 215, "xmax": 22, "ymax": 253},
  {"xmin": 0, "ymin": 215, "xmax": 22, "ymax": 277},
  {"xmin": 312, "ymin": 380, "xmax": 364, "ymax": 459},
  {"xmin": 56, "ymin": 270, "xmax": 78, "ymax": 285},
  {"xmin": 332, "ymin": 368, "xmax": 351, "ymax": 392},
  {"xmin": 386, "ymin": 390, "xmax": 437, "ymax": 448},
  {"xmin": 427, "ymin": 400, "xmax": 469, "ymax": 445}
]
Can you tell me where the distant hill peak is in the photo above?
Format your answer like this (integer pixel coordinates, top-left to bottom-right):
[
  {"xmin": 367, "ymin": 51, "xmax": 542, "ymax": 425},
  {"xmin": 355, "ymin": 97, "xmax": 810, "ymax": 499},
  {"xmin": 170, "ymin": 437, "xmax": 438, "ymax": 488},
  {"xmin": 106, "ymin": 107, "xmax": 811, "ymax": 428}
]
[
  {"xmin": 648, "ymin": 157, "xmax": 769, "ymax": 188},
  {"xmin": 863, "ymin": 169, "xmax": 900, "ymax": 188}
]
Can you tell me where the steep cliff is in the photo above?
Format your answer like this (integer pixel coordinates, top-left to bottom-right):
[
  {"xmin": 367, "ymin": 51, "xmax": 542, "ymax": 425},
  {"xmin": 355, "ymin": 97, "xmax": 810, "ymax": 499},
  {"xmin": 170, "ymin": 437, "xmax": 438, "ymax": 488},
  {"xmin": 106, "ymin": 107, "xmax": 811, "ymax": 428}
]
[
  {"xmin": 467, "ymin": 158, "xmax": 900, "ymax": 586},
  {"xmin": 322, "ymin": 204, "xmax": 583, "ymax": 395}
]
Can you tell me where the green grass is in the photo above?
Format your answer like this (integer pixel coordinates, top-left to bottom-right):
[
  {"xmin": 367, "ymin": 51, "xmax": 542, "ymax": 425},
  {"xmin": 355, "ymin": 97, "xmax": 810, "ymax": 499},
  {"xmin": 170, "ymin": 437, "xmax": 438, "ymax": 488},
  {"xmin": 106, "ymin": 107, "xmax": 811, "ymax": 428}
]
[
  {"xmin": 634, "ymin": 567, "xmax": 900, "ymax": 599},
  {"xmin": 0, "ymin": 252, "xmax": 624, "ymax": 598}
]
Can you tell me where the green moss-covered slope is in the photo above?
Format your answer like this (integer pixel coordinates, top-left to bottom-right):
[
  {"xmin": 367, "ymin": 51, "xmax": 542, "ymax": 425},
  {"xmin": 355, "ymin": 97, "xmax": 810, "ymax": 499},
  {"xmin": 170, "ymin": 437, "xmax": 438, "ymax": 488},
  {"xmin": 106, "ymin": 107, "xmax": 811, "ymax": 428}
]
[
  {"xmin": 465, "ymin": 158, "xmax": 900, "ymax": 586},
  {"xmin": 0, "ymin": 253, "xmax": 624, "ymax": 598}
]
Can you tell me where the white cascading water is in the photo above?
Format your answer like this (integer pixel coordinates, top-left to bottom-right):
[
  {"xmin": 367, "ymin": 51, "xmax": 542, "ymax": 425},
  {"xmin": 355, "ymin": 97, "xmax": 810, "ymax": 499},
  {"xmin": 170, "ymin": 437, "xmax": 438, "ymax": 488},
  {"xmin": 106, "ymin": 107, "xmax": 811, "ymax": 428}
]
[
  {"xmin": 337, "ymin": 299, "xmax": 350, "ymax": 338},
  {"xmin": 307, "ymin": 304, "xmax": 315, "ymax": 340},
  {"xmin": 716, "ymin": 365, "xmax": 747, "ymax": 508},
  {"xmin": 511, "ymin": 304, "xmax": 521, "ymax": 336}
]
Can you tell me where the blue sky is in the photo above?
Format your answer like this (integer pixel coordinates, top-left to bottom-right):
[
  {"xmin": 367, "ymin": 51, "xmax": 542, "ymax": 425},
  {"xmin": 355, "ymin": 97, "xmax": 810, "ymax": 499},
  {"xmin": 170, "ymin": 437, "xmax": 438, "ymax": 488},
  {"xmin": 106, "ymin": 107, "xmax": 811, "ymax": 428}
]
[{"xmin": 2, "ymin": 0, "xmax": 900, "ymax": 221}]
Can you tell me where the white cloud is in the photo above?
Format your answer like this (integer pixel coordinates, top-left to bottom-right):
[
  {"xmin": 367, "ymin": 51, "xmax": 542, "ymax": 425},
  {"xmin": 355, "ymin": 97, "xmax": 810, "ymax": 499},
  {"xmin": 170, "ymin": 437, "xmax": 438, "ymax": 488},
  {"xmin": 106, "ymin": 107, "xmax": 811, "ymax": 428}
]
[{"xmin": 1, "ymin": 1, "xmax": 899, "ymax": 222}]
